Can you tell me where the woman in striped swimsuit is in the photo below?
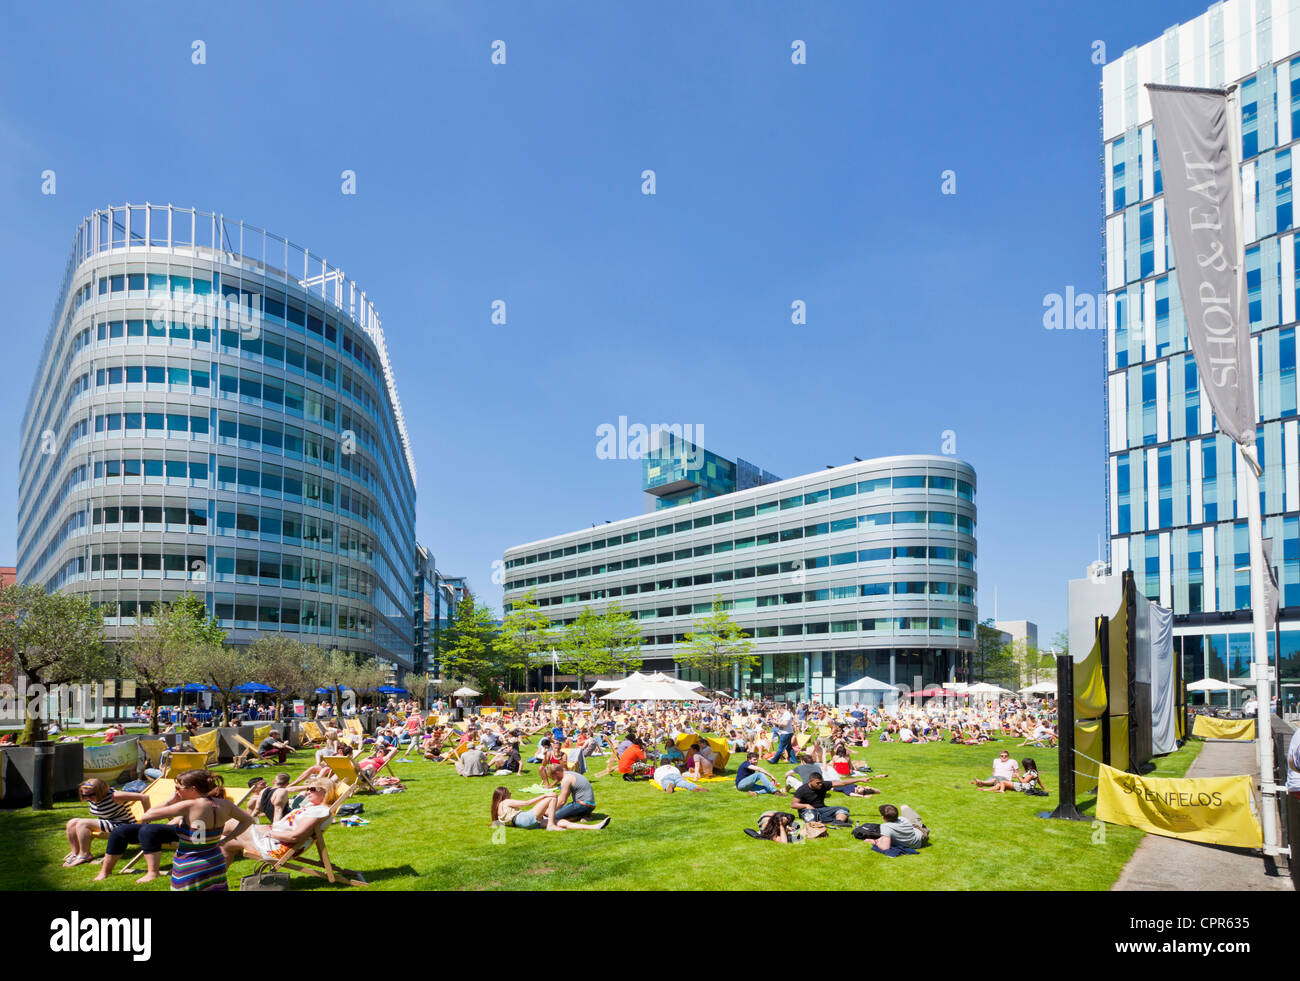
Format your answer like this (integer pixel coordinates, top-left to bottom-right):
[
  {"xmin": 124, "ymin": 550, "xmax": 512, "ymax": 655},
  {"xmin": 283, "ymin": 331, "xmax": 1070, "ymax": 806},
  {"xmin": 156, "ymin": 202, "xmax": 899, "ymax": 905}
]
[
  {"xmin": 63, "ymin": 778, "xmax": 151, "ymax": 867},
  {"xmin": 136, "ymin": 770, "xmax": 254, "ymax": 891}
]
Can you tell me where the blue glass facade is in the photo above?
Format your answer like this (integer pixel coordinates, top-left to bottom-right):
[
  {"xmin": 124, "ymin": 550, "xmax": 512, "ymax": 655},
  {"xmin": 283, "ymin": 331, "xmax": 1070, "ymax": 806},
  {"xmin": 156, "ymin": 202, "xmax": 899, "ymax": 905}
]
[
  {"xmin": 1102, "ymin": 2, "xmax": 1300, "ymax": 692},
  {"xmin": 18, "ymin": 205, "xmax": 418, "ymax": 669}
]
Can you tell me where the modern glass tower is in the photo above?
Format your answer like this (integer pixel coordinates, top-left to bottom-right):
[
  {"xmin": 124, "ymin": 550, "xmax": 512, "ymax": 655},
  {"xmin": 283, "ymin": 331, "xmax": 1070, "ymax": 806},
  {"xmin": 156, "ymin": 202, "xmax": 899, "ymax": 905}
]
[
  {"xmin": 18, "ymin": 204, "xmax": 418, "ymax": 670},
  {"xmin": 504, "ymin": 455, "xmax": 977, "ymax": 702},
  {"xmin": 1102, "ymin": 0, "xmax": 1300, "ymax": 696}
]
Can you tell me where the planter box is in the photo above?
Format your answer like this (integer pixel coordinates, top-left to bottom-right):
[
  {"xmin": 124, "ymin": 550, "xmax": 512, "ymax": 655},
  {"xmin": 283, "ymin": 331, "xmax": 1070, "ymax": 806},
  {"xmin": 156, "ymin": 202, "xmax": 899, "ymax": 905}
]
[{"xmin": 0, "ymin": 744, "xmax": 85, "ymax": 808}]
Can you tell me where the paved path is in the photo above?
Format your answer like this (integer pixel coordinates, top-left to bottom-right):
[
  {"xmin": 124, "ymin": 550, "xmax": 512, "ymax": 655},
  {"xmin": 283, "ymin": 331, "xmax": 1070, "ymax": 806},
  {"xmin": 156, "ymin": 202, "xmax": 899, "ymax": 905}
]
[{"xmin": 1113, "ymin": 739, "xmax": 1293, "ymax": 891}]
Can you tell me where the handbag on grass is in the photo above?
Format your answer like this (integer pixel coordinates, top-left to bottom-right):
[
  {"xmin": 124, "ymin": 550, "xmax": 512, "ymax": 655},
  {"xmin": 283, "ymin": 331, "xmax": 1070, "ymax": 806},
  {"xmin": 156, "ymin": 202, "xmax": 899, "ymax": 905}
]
[{"xmin": 240, "ymin": 872, "xmax": 291, "ymax": 891}]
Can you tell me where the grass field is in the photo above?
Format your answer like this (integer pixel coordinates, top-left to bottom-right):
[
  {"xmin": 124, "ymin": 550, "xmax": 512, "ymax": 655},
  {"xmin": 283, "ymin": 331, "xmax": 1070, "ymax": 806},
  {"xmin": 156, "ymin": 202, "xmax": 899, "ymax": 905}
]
[{"xmin": 0, "ymin": 730, "xmax": 1202, "ymax": 891}]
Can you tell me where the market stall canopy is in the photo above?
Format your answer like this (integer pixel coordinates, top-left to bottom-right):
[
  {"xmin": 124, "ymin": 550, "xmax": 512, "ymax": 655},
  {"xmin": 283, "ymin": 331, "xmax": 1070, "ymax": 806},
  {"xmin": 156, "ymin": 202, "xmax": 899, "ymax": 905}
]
[
  {"xmin": 905, "ymin": 687, "xmax": 957, "ymax": 698},
  {"xmin": 601, "ymin": 678, "xmax": 708, "ymax": 701},
  {"xmin": 233, "ymin": 683, "xmax": 276, "ymax": 693},
  {"xmin": 377, "ymin": 685, "xmax": 408, "ymax": 694},
  {"xmin": 836, "ymin": 676, "xmax": 899, "ymax": 693},
  {"xmin": 966, "ymin": 682, "xmax": 1015, "ymax": 696},
  {"xmin": 1186, "ymin": 678, "xmax": 1245, "ymax": 692},
  {"xmin": 452, "ymin": 687, "xmax": 481, "ymax": 697},
  {"xmin": 164, "ymin": 683, "xmax": 211, "ymax": 693},
  {"xmin": 588, "ymin": 679, "xmax": 623, "ymax": 691},
  {"xmin": 1020, "ymin": 681, "xmax": 1058, "ymax": 695}
]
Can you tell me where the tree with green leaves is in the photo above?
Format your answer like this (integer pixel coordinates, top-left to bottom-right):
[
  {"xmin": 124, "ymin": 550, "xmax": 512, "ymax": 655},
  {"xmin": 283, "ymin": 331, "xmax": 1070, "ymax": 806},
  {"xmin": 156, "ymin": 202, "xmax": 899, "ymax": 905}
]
[
  {"xmin": 318, "ymin": 648, "xmax": 362, "ymax": 717},
  {"xmin": 404, "ymin": 672, "xmax": 430, "ymax": 708},
  {"xmin": 438, "ymin": 594, "xmax": 502, "ymax": 688},
  {"xmin": 974, "ymin": 619, "xmax": 1018, "ymax": 689},
  {"xmin": 247, "ymin": 635, "xmax": 316, "ymax": 721},
  {"xmin": 186, "ymin": 643, "xmax": 247, "ymax": 726},
  {"xmin": 0, "ymin": 583, "xmax": 107, "ymax": 744},
  {"xmin": 120, "ymin": 593, "xmax": 223, "ymax": 734},
  {"xmin": 498, "ymin": 591, "xmax": 556, "ymax": 690},
  {"xmin": 557, "ymin": 604, "xmax": 642, "ymax": 689},
  {"xmin": 680, "ymin": 598, "xmax": 755, "ymax": 691}
]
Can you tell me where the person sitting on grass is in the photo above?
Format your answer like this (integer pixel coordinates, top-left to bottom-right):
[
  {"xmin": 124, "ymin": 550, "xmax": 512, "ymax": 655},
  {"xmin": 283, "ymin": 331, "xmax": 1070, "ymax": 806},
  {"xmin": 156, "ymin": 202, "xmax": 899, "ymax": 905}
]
[
  {"xmin": 455, "ymin": 745, "xmax": 490, "ymax": 777},
  {"xmin": 660, "ymin": 738, "xmax": 685, "ymax": 766},
  {"xmin": 790, "ymin": 770, "xmax": 873, "ymax": 825},
  {"xmin": 685, "ymin": 742, "xmax": 714, "ymax": 781},
  {"xmin": 543, "ymin": 764, "xmax": 611, "ymax": 829},
  {"xmin": 983, "ymin": 757, "xmax": 1047, "ymax": 794},
  {"xmin": 751, "ymin": 811, "xmax": 798, "ymax": 842},
  {"xmin": 735, "ymin": 752, "xmax": 782, "ymax": 796},
  {"xmin": 617, "ymin": 737, "xmax": 649, "ymax": 781},
  {"xmin": 653, "ymin": 761, "xmax": 709, "ymax": 793},
  {"xmin": 259, "ymin": 730, "xmax": 293, "ymax": 765},
  {"xmin": 220, "ymin": 779, "xmax": 333, "ymax": 867},
  {"xmin": 862, "ymin": 803, "xmax": 930, "ymax": 851},
  {"xmin": 971, "ymin": 749, "xmax": 1019, "ymax": 789},
  {"xmin": 491, "ymin": 738, "xmax": 523, "ymax": 774},
  {"xmin": 62, "ymin": 778, "xmax": 151, "ymax": 868}
]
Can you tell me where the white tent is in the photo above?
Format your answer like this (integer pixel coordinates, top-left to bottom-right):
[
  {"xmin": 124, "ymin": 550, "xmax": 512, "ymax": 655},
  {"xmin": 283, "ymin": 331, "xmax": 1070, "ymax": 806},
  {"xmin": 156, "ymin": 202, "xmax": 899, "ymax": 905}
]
[
  {"xmin": 600, "ymin": 677, "xmax": 708, "ymax": 701},
  {"xmin": 1020, "ymin": 681, "xmax": 1058, "ymax": 695},
  {"xmin": 836, "ymin": 676, "xmax": 898, "ymax": 693},
  {"xmin": 966, "ymin": 682, "xmax": 1015, "ymax": 697},
  {"xmin": 1186, "ymin": 678, "xmax": 1245, "ymax": 692},
  {"xmin": 451, "ymin": 686, "xmax": 480, "ymax": 697},
  {"xmin": 588, "ymin": 679, "xmax": 623, "ymax": 691}
]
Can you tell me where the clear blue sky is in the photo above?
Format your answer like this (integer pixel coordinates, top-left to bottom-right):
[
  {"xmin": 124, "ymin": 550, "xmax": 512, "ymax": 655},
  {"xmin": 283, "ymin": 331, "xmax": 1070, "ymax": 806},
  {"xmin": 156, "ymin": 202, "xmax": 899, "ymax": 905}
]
[{"xmin": 0, "ymin": 1, "xmax": 1206, "ymax": 645}]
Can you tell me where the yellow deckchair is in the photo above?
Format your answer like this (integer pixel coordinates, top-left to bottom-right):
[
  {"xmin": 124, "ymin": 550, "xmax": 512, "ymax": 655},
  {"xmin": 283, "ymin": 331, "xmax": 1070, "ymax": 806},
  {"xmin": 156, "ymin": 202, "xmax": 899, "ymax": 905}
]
[
  {"xmin": 190, "ymin": 729, "xmax": 220, "ymax": 766},
  {"xmin": 320, "ymin": 755, "xmax": 371, "ymax": 793},
  {"xmin": 163, "ymin": 752, "xmax": 207, "ymax": 777},
  {"xmin": 344, "ymin": 718, "xmax": 364, "ymax": 737},
  {"xmin": 302, "ymin": 721, "xmax": 325, "ymax": 746},
  {"xmin": 138, "ymin": 738, "xmax": 167, "ymax": 775}
]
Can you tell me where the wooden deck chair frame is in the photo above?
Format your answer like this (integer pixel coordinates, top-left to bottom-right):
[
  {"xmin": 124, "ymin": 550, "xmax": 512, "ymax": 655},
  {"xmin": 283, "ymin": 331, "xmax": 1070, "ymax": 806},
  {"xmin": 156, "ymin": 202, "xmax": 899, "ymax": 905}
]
[
  {"xmin": 232, "ymin": 734, "xmax": 263, "ymax": 768},
  {"xmin": 118, "ymin": 781, "xmax": 253, "ymax": 873},
  {"xmin": 320, "ymin": 755, "xmax": 371, "ymax": 793},
  {"xmin": 246, "ymin": 780, "xmax": 366, "ymax": 887}
]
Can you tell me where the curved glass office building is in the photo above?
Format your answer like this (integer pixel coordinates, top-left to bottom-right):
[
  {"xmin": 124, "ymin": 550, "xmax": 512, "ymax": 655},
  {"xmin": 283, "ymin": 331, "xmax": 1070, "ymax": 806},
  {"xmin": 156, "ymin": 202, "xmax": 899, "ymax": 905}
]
[
  {"xmin": 503, "ymin": 455, "xmax": 977, "ymax": 702},
  {"xmin": 18, "ymin": 205, "xmax": 418, "ymax": 668}
]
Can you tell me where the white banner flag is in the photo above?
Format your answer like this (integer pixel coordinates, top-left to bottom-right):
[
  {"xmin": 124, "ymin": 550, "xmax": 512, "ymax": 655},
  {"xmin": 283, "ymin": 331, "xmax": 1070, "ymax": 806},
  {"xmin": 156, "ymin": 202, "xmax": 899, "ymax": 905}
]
[{"xmin": 1147, "ymin": 84, "xmax": 1256, "ymax": 446}]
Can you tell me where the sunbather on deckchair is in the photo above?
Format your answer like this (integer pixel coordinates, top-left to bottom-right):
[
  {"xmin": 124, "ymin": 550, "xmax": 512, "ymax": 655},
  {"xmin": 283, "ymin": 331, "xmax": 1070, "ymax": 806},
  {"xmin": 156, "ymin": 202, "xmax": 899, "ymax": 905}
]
[
  {"xmin": 357, "ymin": 745, "xmax": 399, "ymax": 782},
  {"xmin": 62, "ymin": 778, "xmax": 150, "ymax": 868},
  {"xmin": 220, "ymin": 779, "xmax": 333, "ymax": 865}
]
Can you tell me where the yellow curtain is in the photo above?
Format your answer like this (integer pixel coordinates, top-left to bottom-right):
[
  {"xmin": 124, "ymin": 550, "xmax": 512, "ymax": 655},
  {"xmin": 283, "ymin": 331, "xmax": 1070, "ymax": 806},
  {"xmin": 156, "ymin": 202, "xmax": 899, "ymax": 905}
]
[{"xmin": 1074, "ymin": 628, "xmax": 1108, "ymax": 720}]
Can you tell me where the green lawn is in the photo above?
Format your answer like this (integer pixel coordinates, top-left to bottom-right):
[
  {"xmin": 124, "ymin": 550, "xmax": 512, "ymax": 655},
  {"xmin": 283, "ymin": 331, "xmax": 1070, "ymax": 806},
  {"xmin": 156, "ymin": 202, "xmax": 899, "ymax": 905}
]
[{"xmin": 0, "ymin": 732, "xmax": 1202, "ymax": 891}]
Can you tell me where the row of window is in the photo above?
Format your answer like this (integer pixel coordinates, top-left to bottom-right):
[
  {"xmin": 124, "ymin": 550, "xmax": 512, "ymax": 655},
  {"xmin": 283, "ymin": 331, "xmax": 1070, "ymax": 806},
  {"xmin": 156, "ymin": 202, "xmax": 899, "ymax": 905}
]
[
  {"xmin": 507, "ymin": 544, "xmax": 976, "ymax": 592},
  {"xmin": 516, "ymin": 561, "xmax": 976, "ymax": 606},
  {"xmin": 88, "ymin": 503, "xmax": 373, "ymax": 560},
  {"xmin": 506, "ymin": 498, "xmax": 975, "ymax": 570},
  {"xmin": 89, "ymin": 593, "xmax": 373, "ymax": 636},
  {"xmin": 81, "ymin": 317, "xmax": 384, "ymax": 431},
  {"xmin": 544, "ymin": 617, "xmax": 977, "ymax": 644},
  {"xmin": 86, "ymin": 549, "xmax": 372, "ymax": 598}
]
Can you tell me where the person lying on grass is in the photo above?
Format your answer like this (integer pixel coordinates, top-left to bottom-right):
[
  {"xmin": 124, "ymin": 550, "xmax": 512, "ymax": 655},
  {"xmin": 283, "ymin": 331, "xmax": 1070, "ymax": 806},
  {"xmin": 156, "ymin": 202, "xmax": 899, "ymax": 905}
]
[
  {"xmin": 62, "ymin": 778, "xmax": 152, "ymax": 868},
  {"xmin": 861, "ymin": 803, "xmax": 930, "ymax": 851},
  {"xmin": 971, "ymin": 749, "xmax": 1019, "ymax": 789},
  {"xmin": 653, "ymin": 762, "xmax": 709, "ymax": 793},
  {"xmin": 754, "ymin": 811, "xmax": 798, "ymax": 842},
  {"xmin": 790, "ymin": 771, "xmax": 874, "ymax": 824},
  {"xmin": 220, "ymin": 779, "xmax": 333, "ymax": 865},
  {"xmin": 734, "ymin": 752, "xmax": 782, "ymax": 796},
  {"xmin": 542, "ymin": 764, "xmax": 611, "ymax": 829}
]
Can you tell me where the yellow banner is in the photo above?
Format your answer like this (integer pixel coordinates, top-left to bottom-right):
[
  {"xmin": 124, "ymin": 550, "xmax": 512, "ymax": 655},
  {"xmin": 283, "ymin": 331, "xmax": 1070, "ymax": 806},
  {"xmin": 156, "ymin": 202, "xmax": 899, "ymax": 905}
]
[
  {"xmin": 1074, "ymin": 716, "xmax": 1130, "ymax": 793},
  {"xmin": 1096, "ymin": 764, "xmax": 1262, "ymax": 849},
  {"xmin": 191, "ymin": 729, "xmax": 220, "ymax": 765},
  {"xmin": 1074, "ymin": 632, "xmax": 1108, "ymax": 720},
  {"xmin": 253, "ymin": 725, "xmax": 270, "ymax": 744},
  {"xmin": 1192, "ymin": 716, "xmax": 1256, "ymax": 741}
]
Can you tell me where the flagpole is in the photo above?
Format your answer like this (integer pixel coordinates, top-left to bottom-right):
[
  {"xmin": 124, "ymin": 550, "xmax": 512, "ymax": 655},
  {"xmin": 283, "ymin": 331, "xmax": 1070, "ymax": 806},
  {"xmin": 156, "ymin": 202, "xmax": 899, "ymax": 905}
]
[{"xmin": 1227, "ymin": 83, "xmax": 1281, "ymax": 856}]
